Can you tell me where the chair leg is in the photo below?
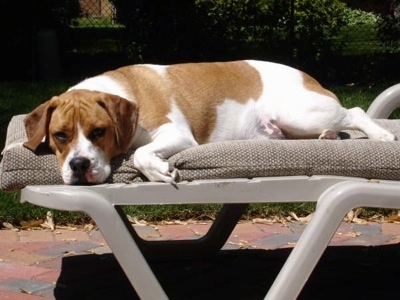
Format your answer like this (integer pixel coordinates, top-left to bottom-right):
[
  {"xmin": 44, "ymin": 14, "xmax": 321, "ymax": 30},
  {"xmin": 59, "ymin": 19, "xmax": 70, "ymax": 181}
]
[
  {"xmin": 265, "ymin": 181, "xmax": 400, "ymax": 300},
  {"xmin": 116, "ymin": 203, "xmax": 249, "ymax": 260}
]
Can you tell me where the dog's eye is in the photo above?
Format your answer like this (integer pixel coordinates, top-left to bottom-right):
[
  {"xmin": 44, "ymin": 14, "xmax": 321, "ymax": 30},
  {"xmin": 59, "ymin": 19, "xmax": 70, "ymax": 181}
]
[
  {"xmin": 89, "ymin": 128, "xmax": 106, "ymax": 141},
  {"xmin": 53, "ymin": 132, "xmax": 68, "ymax": 143}
]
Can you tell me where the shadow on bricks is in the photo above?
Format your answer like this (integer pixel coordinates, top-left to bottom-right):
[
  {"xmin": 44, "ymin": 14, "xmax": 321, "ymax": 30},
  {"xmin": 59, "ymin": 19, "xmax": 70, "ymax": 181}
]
[{"xmin": 52, "ymin": 243, "xmax": 400, "ymax": 300}]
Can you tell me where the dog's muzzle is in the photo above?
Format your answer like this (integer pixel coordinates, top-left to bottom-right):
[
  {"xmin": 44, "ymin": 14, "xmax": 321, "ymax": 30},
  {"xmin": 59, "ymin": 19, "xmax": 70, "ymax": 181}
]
[{"xmin": 69, "ymin": 156, "xmax": 91, "ymax": 184}]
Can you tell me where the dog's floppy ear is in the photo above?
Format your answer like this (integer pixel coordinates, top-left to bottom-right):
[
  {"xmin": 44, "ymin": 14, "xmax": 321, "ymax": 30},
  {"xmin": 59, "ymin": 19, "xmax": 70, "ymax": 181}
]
[
  {"xmin": 23, "ymin": 97, "xmax": 58, "ymax": 152},
  {"xmin": 97, "ymin": 94, "xmax": 138, "ymax": 152}
]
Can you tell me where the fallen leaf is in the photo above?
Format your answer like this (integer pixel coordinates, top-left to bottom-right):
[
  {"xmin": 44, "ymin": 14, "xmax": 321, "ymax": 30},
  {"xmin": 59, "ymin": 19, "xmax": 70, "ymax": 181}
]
[
  {"xmin": 2, "ymin": 222, "xmax": 15, "ymax": 230},
  {"xmin": 64, "ymin": 251, "xmax": 76, "ymax": 257},
  {"xmin": 83, "ymin": 224, "xmax": 95, "ymax": 231},
  {"xmin": 289, "ymin": 212, "xmax": 313, "ymax": 224},
  {"xmin": 20, "ymin": 219, "xmax": 43, "ymax": 229},
  {"xmin": 345, "ymin": 210, "xmax": 354, "ymax": 222},
  {"xmin": 228, "ymin": 240, "xmax": 255, "ymax": 249},
  {"xmin": 277, "ymin": 214, "xmax": 288, "ymax": 225},
  {"xmin": 344, "ymin": 208, "xmax": 368, "ymax": 224},
  {"xmin": 252, "ymin": 218, "xmax": 275, "ymax": 225},
  {"xmin": 346, "ymin": 231, "xmax": 362, "ymax": 238},
  {"xmin": 386, "ymin": 211, "xmax": 400, "ymax": 223},
  {"xmin": 352, "ymin": 217, "xmax": 367, "ymax": 225},
  {"xmin": 41, "ymin": 211, "xmax": 55, "ymax": 231},
  {"xmin": 354, "ymin": 207, "xmax": 364, "ymax": 218},
  {"xmin": 254, "ymin": 214, "xmax": 288, "ymax": 225},
  {"xmin": 367, "ymin": 214, "xmax": 384, "ymax": 223},
  {"xmin": 160, "ymin": 220, "xmax": 188, "ymax": 225},
  {"xmin": 127, "ymin": 215, "xmax": 149, "ymax": 226},
  {"xmin": 62, "ymin": 238, "xmax": 77, "ymax": 242},
  {"xmin": 57, "ymin": 225, "xmax": 77, "ymax": 231}
]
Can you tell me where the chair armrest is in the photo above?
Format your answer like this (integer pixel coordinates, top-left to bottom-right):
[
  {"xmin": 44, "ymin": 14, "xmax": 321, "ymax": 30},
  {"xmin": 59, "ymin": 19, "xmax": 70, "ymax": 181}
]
[{"xmin": 367, "ymin": 83, "xmax": 400, "ymax": 118}]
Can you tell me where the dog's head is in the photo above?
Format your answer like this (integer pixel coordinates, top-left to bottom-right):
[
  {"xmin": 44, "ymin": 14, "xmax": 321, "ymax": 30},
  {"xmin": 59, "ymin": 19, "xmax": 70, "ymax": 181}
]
[{"xmin": 24, "ymin": 89, "xmax": 138, "ymax": 184}]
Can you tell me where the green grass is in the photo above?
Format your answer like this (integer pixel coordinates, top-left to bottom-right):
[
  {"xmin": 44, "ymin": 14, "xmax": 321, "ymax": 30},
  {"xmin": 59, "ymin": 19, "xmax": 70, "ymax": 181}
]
[
  {"xmin": 71, "ymin": 17, "xmax": 124, "ymax": 29},
  {"xmin": 0, "ymin": 81, "xmax": 398, "ymax": 226}
]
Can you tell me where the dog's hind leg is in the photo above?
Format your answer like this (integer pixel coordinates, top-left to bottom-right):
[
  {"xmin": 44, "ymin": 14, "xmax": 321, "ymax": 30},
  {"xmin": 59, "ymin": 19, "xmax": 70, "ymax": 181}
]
[
  {"xmin": 343, "ymin": 107, "xmax": 396, "ymax": 141},
  {"xmin": 243, "ymin": 118, "xmax": 285, "ymax": 140},
  {"xmin": 318, "ymin": 129, "xmax": 338, "ymax": 140},
  {"xmin": 255, "ymin": 119, "xmax": 286, "ymax": 140}
]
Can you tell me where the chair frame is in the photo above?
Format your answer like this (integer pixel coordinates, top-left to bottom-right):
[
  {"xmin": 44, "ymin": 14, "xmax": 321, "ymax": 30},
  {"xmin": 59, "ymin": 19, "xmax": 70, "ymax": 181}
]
[{"xmin": 19, "ymin": 83, "xmax": 400, "ymax": 299}]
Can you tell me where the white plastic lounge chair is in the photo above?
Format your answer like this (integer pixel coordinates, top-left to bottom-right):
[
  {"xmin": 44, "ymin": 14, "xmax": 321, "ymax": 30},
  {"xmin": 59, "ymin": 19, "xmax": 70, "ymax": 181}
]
[{"xmin": 1, "ymin": 83, "xmax": 400, "ymax": 299}]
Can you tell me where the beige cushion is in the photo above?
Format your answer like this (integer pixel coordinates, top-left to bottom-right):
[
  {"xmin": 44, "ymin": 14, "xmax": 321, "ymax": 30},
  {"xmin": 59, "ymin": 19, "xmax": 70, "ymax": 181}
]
[{"xmin": 1, "ymin": 115, "xmax": 400, "ymax": 192}]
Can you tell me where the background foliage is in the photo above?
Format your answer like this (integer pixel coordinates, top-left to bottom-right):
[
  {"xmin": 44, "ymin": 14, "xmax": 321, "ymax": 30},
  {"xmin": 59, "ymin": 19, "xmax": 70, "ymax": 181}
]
[{"xmin": 0, "ymin": 0, "xmax": 399, "ymax": 83}]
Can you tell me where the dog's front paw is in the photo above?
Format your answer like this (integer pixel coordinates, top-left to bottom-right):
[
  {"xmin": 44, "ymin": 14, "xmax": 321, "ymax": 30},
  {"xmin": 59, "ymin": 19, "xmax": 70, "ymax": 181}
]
[
  {"xmin": 145, "ymin": 163, "xmax": 180, "ymax": 184},
  {"xmin": 134, "ymin": 150, "xmax": 180, "ymax": 183},
  {"xmin": 140, "ymin": 163, "xmax": 179, "ymax": 183}
]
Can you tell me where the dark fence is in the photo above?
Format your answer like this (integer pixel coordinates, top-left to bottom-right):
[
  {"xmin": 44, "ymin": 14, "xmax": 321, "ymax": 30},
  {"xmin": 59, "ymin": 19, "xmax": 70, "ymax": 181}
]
[{"xmin": 2, "ymin": 0, "xmax": 399, "ymax": 83}]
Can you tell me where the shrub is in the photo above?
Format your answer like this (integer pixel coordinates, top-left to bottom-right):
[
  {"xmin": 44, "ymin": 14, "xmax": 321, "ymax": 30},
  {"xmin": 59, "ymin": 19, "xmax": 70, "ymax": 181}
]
[
  {"xmin": 110, "ymin": 0, "xmax": 347, "ymax": 66},
  {"xmin": 377, "ymin": 14, "xmax": 400, "ymax": 54},
  {"xmin": 342, "ymin": 7, "xmax": 382, "ymax": 26},
  {"xmin": 292, "ymin": 0, "xmax": 346, "ymax": 63}
]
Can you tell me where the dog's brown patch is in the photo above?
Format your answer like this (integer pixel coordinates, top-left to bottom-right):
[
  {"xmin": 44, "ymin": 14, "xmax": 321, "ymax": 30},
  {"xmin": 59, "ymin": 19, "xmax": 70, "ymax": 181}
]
[
  {"xmin": 167, "ymin": 61, "xmax": 263, "ymax": 143},
  {"xmin": 105, "ymin": 66, "xmax": 172, "ymax": 132},
  {"xmin": 301, "ymin": 72, "xmax": 339, "ymax": 102},
  {"xmin": 107, "ymin": 61, "xmax": 263, "ymax": 143}
]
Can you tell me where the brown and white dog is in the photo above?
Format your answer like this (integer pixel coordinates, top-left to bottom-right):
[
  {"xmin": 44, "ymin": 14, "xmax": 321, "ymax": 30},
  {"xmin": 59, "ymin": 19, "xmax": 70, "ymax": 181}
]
[{"xmin": 23, "ymin": 60, "xmax": 395, "ymax": 185}]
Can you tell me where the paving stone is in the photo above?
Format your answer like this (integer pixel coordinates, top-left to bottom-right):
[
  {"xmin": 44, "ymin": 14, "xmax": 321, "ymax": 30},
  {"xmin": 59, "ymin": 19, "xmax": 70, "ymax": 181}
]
[
  {"xmin": 0, "ymin": 249, "xmax": 51, "ymax": 266},
  {"xmin": 0, "ymin": 288, "xmax": 47, "ymax": 300},
  {"xmin": 187, "ymin": 223, "xmax": 212, "ymax": 237},
  {"xmin": 252, "ymin": 234, "xmax": 299, "ymax": 250},
  {"xmin": 381, "ymin": 223, "xmax": 400, "ymax": 236},
  {"xmin": 32, "ymin": 269, "xmax": 60, "ymax": 284},
  {"xmin": 287, "ymin": 222, "xmax": 307, "ymax": 234},
  {"xmin": 36, "ymin": 241, "xmax": 100, "ymax": 257},
  {"xmin": 352, "ymin": 223, "xmax": 381, "ymax": 236},
  {"xmin": 36, "ymin": 257, "xmax": 62, "ymax": 271},
  {"xmin": 86, "ymin": 245, "xmax": 112, "ymax": 255},
  {"xmin": 339, "ymin": 223, "xmax": 393, "ymax": 246},
  {"xmin": 7, "ymin": 241, "xmax": 65, "ymax": 256},
  {"xmin": 341, "ymin": 233, "xmax": 393, "ymax": 246},
  {"xmin": 0, "ymin": 278, "xmax": 54, "ymax": 295},
  {"xmin": 156, "ymin": 225, "xmax": 196, "ymax": 240},
  {"xmin": 0, "ymin": 261, "xmax": 52, "ymax": 281},
  {"xmin": 134, "ymin": 225, "xmax": 161, "ymax": 239},
  {"xmin": 54, "ymin": 229, "xmax": 90, "ymax": 242},
  {"xmin": 253, "ymin": 222, "xmax": 292, "ymax": 236},
  {"xmin": 222, "ymin": 242, "xmax": 241, "ymax": 250},
  {"xmin": 228, "ymin": 222, "xmax": 266, "ymax": 244},
  {"xmin": 88, "ymin": 229, "xmax": 107, "ymax": 244},
  {"xmin": 0, "ymin": 230, "xmax": 18, "ymax": 243},
  {"xmin": 329, "ymin": 232, "xmax": 353, "ymax": 246},
  {"xmin": 385, "ymin": 235, "xmax": 400, "ymax": 245},
  {"xmin": 335, "ymin": 222, "xmax": 355, "ymax": 235},
  {"xmin": 33, "ymin": 285, "xmax": 56, "ymax": 299},
  {"xmin": 18, "ymin": 231, "xmax": 54, "ymax": 243},
  {"xmin": 0, "ymin": 242, "xmax": 22, "ymax": 260}
]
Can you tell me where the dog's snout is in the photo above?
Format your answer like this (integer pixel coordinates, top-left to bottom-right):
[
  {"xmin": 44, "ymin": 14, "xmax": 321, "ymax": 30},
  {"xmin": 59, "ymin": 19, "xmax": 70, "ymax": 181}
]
[{"xmin": 69, "ymin": 157, "xmax": 90, "ymax": 174}]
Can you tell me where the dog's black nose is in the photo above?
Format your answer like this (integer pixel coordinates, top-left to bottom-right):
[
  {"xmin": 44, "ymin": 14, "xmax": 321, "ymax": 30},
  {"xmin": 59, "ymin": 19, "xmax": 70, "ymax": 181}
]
[{"xmin": 69, "ymin": 157, "xmax": 90, "ymax": 174}]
